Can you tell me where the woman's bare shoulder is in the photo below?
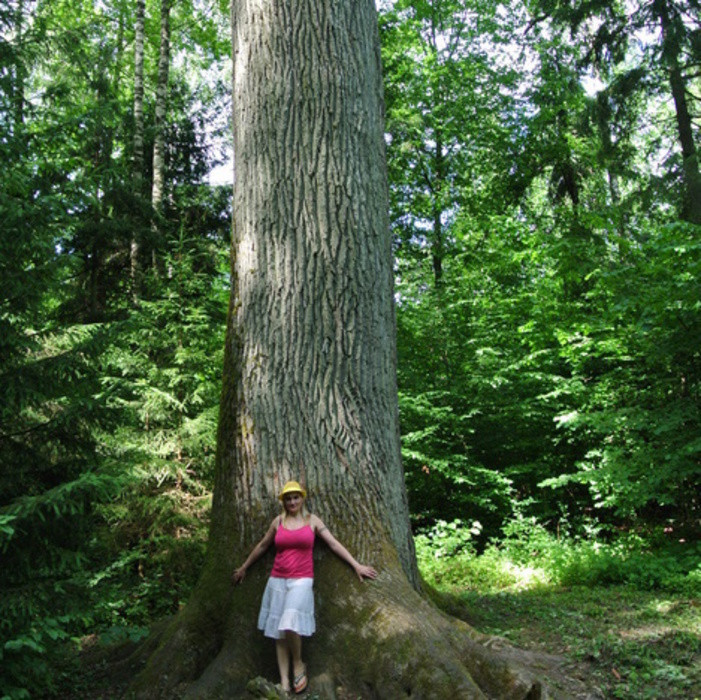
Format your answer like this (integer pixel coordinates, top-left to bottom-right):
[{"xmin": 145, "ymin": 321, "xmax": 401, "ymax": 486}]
[{"xmin": 310, "ymin": 514, "xmax": 328, "ymax": 532}]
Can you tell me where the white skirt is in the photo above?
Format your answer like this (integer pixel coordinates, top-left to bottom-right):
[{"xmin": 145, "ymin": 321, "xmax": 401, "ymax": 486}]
[{"xmin": 257, "ymin": 577, "xmax": 316, "ymax": 639}]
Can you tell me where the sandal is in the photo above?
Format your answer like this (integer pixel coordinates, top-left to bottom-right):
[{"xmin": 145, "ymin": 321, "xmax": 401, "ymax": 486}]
[{"xmin": 293, "ymin": 666, "xmax": 308, "ymax": 694}]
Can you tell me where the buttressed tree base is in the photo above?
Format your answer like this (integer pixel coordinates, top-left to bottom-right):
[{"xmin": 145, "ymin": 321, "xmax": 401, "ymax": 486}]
[{"xmin": 129, "ymin": 1, "xmax": 546, "ymax": 697}]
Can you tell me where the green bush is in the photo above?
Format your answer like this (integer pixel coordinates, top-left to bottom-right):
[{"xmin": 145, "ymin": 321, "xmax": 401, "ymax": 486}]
[
  {"xmin": 415, "ymin": 516, "xmax": 701, "ymax": 595},
  {"xmin": 416, "ymin": 518, "xmax": 552, "ymax": 592},
  {"xmin": 556, "ymin": 543, "xmax": 701, "ymax": 593},
  {"xmin": 415, "ymin": 518, "xmax": 482, "ymax": 560}
]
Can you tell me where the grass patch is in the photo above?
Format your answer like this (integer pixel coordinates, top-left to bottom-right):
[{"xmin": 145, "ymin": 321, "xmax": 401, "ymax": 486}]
[
  {"xmin": 450, "ymin": 586, "xmax": 700, "ymax": 700},
  {"xmin": 417, "ymin": 519, "xmax": 700, "ymax": 700}
]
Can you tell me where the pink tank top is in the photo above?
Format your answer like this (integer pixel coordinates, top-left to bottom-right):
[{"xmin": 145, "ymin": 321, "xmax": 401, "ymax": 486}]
[{"xmin": 270, "ymin": 523, "xmax": 315, "ymax": 579}]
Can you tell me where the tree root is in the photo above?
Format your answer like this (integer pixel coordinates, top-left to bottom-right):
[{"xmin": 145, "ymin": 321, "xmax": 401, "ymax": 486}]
[{"xmin": 127, "ymin": 555, "xmax": 558, "ymax": 699}]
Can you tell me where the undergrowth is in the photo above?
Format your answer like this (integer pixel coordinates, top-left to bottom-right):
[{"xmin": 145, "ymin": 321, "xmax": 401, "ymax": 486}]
[
  {"xmin": 416, "ymin": 516, "xmax": 700, "ymax": 594},
  {"xmin": 417, "ymin": 517, "xmax": 701, "ymax": 700}
]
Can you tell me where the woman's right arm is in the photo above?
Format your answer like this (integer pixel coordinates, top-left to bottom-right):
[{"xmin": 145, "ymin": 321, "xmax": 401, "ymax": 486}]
[{"xmin": 231, "ymin": 518, "xmax": 278, "ymax": 584}]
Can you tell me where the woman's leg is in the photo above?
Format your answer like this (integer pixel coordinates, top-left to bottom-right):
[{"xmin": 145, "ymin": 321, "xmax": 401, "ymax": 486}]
[
  {"xmin": 285, "ymin": 631, "xmax": 306, "ymax": 689},
  {"xmin": 275, "ymin": 638, "xmax": 291, "ymax": 691}
]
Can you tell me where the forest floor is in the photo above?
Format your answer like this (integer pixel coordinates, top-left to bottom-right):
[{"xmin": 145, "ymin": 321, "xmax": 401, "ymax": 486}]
[
  {"xmin": 53, "ymin": 582, "xmax": 699, "ymax": 699},
  {"xmin": 428, "ymin": 582, "xmax": 700, "ymax": 700}
]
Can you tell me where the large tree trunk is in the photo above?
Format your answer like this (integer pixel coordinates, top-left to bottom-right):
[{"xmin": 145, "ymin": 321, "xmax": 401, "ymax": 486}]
[{"xmin": 128, "ymin": 1, "xmax": 545, "ymax": 697}]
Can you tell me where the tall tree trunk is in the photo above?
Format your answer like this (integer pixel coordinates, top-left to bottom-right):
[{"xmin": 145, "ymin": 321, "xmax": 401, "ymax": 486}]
[
  {"xmin": 128, "ymin": 1, "xmax": 545, "ymax": 697},
  {"xmin": 13, "ymin": 0, "xmax": 25, "ymax": 131},
  {"xmin": 430, "ymin": 9, "xmax": 445, "ymax": 287},
  {"xmin": 432, "ymin": 129, "xmax": 445, "ymax": 286},
  {"xmin": 151, "ymin": 0, "xmax": 171, "ymax": 269},
  {"xmin": 656, "ymin": 0, "xmax": 701, "ymax": 224},
  {"xmin": 131, "ymin": 0, "xmax": 146, "ymax": 300},
  {"xmin": 112, "ymin": 5, "xmax": 125, "ymax": 100},
  {"xmin": 595, "ymin": 92, "xmax": 628, "ymax": 244}
]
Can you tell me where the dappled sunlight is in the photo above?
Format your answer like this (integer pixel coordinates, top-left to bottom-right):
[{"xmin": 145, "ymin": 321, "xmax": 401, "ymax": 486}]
[
  {"xmin": 496, "ymin": 561, "xmax": 550, "ymax": 591},
  {"xmin": 617, "ymin": 624, "xmax": 678, "ymax": 641},
  {"xmin": 423, "ymin": 561, "xmax": 700, "ymax": 700},
  {"xmin": 650, "ymin": 599, "xmax": 677, "ymax": 615}
]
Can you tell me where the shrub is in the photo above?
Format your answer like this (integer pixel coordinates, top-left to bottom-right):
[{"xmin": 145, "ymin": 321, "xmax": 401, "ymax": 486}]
[{"xmin": 415, "ymin": 515, "xmax": 701, "ymax": 596}]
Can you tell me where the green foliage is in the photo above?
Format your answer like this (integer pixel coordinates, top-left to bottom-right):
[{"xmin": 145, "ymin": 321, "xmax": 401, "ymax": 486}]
[
  {"xmin": 396, "ymin": 209, "xmax": 588, "ymax": 534},
  {"xmin": 0, "ymin": 105, "xmax": 124, "ymax": 696},
  {"xmin": 418, "ymin": 517, "xmax": 701, "ymax": 596},
  {"xmin": 400, "ymin": 389, "xmax": 516, "ymax": 531},
  {"xmin": 415, "ymin": 518, "xmax": 550, "ymax": 592},
  {"xmin": 90, "ymin": 232, "xmax": 225, "ymax": 627},
  {"xmin": 415, "ymin": 518, "xmax": 483, "ymax": 559},
  {"xmin": 0, "ymin": 324, "xmax": 125, "ymax": 698},
  {"xmin": 542, "ymin": 221, "xmax": 701, "ymax": 521},
  {"xmin": 0, "ymin": 0, "xmax": 229, "ymax": 696},
  {"xmin": 389, "ymin": 0, "xmax": 700, "ymax": 540}
]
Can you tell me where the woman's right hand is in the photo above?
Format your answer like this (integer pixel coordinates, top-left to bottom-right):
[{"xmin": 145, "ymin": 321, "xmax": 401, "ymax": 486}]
[
  {"xmin": 354, "ymin": 563, "xmax": 378, "ymax": 581},
  {"xmin": 230, "ymin": 519, "xmax": 277, "ymax": 586}
]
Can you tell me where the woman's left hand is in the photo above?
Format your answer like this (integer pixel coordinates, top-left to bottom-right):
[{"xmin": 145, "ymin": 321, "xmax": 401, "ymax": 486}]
[{"xmin": 354, "ymin": 564, "xmax": 378, "ymax": 581}]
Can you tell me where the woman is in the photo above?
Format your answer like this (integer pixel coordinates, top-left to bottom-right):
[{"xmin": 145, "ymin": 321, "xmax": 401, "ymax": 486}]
[{"xmin": 232, "ymin": 480, "xmax": 377, "ymax": 695}]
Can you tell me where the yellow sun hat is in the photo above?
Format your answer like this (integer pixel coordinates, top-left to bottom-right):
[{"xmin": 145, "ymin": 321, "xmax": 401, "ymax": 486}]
[{"xmin": 278, "ymin": 480, "xmax": 307, "ymax": 501}]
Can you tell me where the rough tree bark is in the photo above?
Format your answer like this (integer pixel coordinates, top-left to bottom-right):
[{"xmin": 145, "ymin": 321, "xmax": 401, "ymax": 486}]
[{"xmin": 128, "ymin": 1, "xmax": 546, "ymax": 697}]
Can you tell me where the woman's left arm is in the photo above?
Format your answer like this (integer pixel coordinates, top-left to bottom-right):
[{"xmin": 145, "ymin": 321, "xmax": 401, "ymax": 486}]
[{"xmin": 312, "ymin": 516, "xmax": 378, "ymax": 581}]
